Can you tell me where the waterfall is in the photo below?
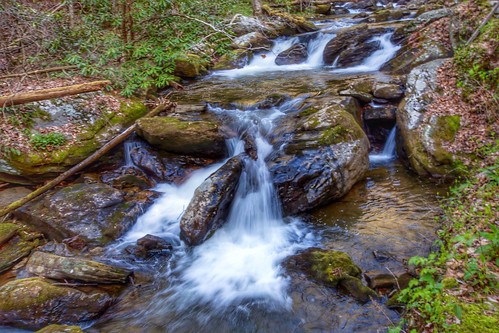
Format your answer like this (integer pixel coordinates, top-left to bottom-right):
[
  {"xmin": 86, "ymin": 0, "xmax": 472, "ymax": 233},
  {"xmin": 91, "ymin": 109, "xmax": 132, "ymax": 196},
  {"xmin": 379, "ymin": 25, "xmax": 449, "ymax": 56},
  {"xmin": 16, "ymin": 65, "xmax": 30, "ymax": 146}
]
[
  {"xmin": 331, "ymin": 32, "xmax": 400, "ymax": 74},
  {"xmin": 369, "ymin": 126, "xmax": 397, "ymax": 163},
  {"xmin": 123, "ymin": 137, "xmax": 144, "ymax": 167}
]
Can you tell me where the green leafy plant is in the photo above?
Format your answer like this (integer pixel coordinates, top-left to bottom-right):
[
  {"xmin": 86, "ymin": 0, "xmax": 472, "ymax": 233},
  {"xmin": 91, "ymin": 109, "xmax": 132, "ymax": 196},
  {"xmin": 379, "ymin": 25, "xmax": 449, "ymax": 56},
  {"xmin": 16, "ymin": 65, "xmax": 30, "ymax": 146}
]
[{"xmin": 30, "ymin": 132, "xmax": 67, "ymax": 151}]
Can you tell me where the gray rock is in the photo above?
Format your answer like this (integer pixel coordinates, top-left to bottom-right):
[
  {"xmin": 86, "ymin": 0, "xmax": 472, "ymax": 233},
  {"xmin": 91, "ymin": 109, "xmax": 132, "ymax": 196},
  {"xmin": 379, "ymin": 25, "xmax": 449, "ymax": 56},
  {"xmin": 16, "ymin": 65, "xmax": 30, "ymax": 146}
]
[
  {"xmin": 0, "ymin": 187, "xmax": 32, "ymax": 209},
  {"xmin": 0, "ymin": 223, "xmax": 43, "ymax": 273},
  {"xmin": 0, "ymin": 278, "xmax": 112, "ymax": 330},
  {"xmin": 275, "ymin": 43, "xmax": 308, "ymax": 66},
  {"xmin": 373, "ymin": 83, "xmax": 404, "ymax": 99},
  {"xmin": 180, "ymin": 155, "xmax": 244, "ymax": 245}
]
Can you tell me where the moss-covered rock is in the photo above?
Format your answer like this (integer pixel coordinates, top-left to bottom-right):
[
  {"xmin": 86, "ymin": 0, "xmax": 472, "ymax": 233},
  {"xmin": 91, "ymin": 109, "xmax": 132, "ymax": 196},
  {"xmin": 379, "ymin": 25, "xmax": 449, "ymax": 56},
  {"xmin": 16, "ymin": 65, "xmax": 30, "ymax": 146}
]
[
  {"xmin": 397, "ymin": 59, "xmax": 465, "ymax": 178},
  {"xmin": 173, "ymin": 54, "xmax": 208, "ymax": 78},
  {"xmin": 214, "ymin": 50, "xmax": 253, "ymax": 70},
  {"xmin": 450, "ymin": 302, "xmax": 499, "ymax": 333},
  {"xmin": 15, "ymin": 182, "xmax": 156, "ymax": 247},
  {"xmin": 0, "ymin": 223, "xmax": 43, "ymax": 273},
  {"xmin": 36, "ymin": 324, "xmax": 84, "ymax": 333},
  {"xmin": 268, "ymin": 97, "xmax": 369, "ymax": 215},
  {"xmin": 0, "ymin": 94, "xmax": 147, "ymax": 184},
  {"xmin": 136, "ymin": 116, "xmax": 227, "ymax": 159},
  {"xmin": 0, "ymin": 277, "xmax": 112, "ymax": 330},
  {"xmin": 287, "ymin": 248, "xmax": 377, "ymax": 303}
]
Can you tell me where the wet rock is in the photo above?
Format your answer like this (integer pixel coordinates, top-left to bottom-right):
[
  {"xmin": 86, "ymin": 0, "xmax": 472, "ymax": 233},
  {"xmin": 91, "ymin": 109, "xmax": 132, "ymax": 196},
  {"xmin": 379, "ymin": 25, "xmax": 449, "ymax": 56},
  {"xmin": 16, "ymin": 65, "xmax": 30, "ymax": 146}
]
[
  {"xmin": 0, "ymin": 187, "xmax": 32, "ymax": 209},
  {"xmin": 275, "ymin": 43, "xmax": 308, "ymax": 66},
  {"xmin": 0, "ymin": 223, "xmax": 43, "ymax": 273},
  {"xmin": 323, "ymin": 24, "xmax": 388, "ymax": 67},
  {"xmin": 232, "ymin": 32, "xmax": 272, "ymax": 51},
  {"xmin": 286, "ymin": 248, "xmax": 377, "ymax": 304},
  {"xmin": 136, "ymin": 117, "xmax": 227, "ymax": 159},
  {"xmin": 364, "ymin": 269, "xmax": 412, "ymax": 289},
  {"xmin": 0, "ymin": 277, "xmax": 112, "ymax": 330},
  {"xmin": 415, "ymin": 8, "xmax": 452, "ymax": 25},
  {"xmin": 0, "ymin": 96, "xmax": 147, "ymax": 184},
  {"xmin": 129, "ymin": 146, "xmax": 168, "ymax": 181},
  {"xmin": 381, "ymin": 17, "xmax": 452, "ymax": 74},
  {"xmin": 15, "ymin": 183, "xmax": 156, "ymax": 246},
  {"xmin": 214, "ymin": 50, "xmax": 253, "ymax": 70},
  {"xmin": 373, "ymin": 83, "xmax": 404, "ymax": 100},
  {"xmin": 26, "ymin": 251, "xmax": 131, "ymax": 284},
  {"xmin": 138, "ymin": 234, "xmax": 172, "ymax": 249},
  {"xmin": 367, "ymin": 9, "xmax": 406, "ymax": 23},
  {"xmin": 268, "ymin": 98, "xmax": 369, "ymax": 215},
  {"xmin": 313, "ymin": 4, "xmax": 331, "ymax": 15},
  {"xmin": 339, "ymin": 88, "xmax": 373, "ymax": 103},
  {"xmin": 364, "ymin": 105, "xmax": 397, "ymax": 120},
  {"xmin": 173, "ymin": 54, "xmax": 208, "ymax": 78},
  {"xmin": 386, "ymin": 291, "xmax": 403, "ymax": 309},
  {"xmin": 397, "ymin": 59, "xmax": 462, "ymax": 177},
  {"xmin": 180, "ymin": 155, "xmax": 244, "ymax": 245},
  {"xmin": 36, "ymin": 324, "xmax": 84, "ymax": 333}
]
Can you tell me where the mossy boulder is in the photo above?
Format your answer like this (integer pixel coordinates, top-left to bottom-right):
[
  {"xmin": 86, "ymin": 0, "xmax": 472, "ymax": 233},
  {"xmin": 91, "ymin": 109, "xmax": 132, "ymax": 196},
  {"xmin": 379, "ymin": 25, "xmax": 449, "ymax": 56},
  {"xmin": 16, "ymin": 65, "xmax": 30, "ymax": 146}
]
[
  {"xmin": 450, "ymin": 301, "xmax": 499, "ymax": 333},
  {"xmin": 214, "ymin": 50, "xmax": 253, "ymax": 70},
  {"xmin": 0, "ymin": 277, "xmax": 112, "ymax": 330},
  {"xmin": 275, "ymin": 43, "xmax": 308, "ymax": 66},
  {"xmin": 136, "ymin": 116, "xmax": 227, "ymax": 159},
  {"xmin": 287, "ymin": 248, "xmax": 377, "ymax": 304},
  {"xmin": 397, "ymin": 59, "xmax": 464, "ymax": 178},
  {"xmin": 368, "ymin": 9, "xmax": 406, "ymax": 23},
  {"xmin": 268, "ymin": 96, "xmax": 369, "ymax": 215},
  {"xmin": 36, "ymin": 325, "xmax": 84, "ymax": 333},
  {"xmin": 0, "ymin": 94, "xmax": 148, "ymax": 184},
  {"xmin": 173, "ymin": 54, "xmax": 208, "ymax": 78},
  {"xmin": 0, "ymin": 222, "xmax": 44, "ymax": 273},
  {"xmin": 14, "ymin": 183, "xmax": 157, "ymax": 247}
]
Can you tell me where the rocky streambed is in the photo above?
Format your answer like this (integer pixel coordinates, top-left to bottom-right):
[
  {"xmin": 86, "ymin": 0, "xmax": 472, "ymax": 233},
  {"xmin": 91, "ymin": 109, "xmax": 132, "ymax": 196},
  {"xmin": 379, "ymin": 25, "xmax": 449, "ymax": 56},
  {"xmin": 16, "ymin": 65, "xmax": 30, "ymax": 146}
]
[{"xmin": 0, "ymin": 1, "xmax": 463, "ymax": 332}]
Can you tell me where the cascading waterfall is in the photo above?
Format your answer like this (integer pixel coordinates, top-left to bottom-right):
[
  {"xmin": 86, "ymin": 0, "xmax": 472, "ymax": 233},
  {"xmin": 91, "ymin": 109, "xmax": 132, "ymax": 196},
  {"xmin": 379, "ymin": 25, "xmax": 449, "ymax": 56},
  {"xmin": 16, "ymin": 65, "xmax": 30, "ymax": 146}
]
[
  {"xmin": 369, "ymin": 126, "xmax": 397, "ymax": 163},
  {"xmin": 123, "ymin": 137, "xmax": 145, "ymax": 167},
  {"xmin": 331, "ymin": 32, "xmax": 400, "ymax": 74}
]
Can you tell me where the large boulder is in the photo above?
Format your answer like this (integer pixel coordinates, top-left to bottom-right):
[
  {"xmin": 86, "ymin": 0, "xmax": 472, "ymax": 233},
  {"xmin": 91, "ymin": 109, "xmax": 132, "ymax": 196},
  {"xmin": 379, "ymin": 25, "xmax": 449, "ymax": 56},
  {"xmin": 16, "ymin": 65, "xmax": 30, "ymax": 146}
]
[
  {"xmin": 136, "ymin": 117, "xmax": 227, "ymax": 159},
  {"xmin": 268, "ymin": 97, "xmax": 369, "ymax": 215},
  {"xmin": 0, "ymin": 222, "xmax": 43, "ymax": 273},
  {"xmin": 0, "ymin": 94, "xmax": 148, "ymax": 184},
  {"xmin": 397, "ymin": 59, "xmax": 462, "ymax": 177},
  {"xmin": 0, "ymin": 278, "xmax": 112, "ymax": 330},
  {"xmin": 323, "ymin": 24, "xmax": 388, "ymax": 67},
  {"xmin": 173, "ymin": 54, "xmax": 208, "ymax": 78},
  {"xmin": 14, "ymin": 182, "xmax": 156, "ymax": 246},
  {"xmin": 180, "ymin": 155, "xmax": 243, "ymax": 245},
  {"xmin": 25, "ymin": 251, "xmax": 132, "ymax": 284},
  {"xmin": 275, "ymin": 43, "xmax": 308, "ymax": 65}
]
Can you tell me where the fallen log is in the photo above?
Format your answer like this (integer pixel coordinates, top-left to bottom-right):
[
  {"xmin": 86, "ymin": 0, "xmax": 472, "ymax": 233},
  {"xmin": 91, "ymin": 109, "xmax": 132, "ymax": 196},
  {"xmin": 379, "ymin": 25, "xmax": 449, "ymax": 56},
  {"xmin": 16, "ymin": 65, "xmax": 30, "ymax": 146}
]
[
  {"xmin": 0, "ymin": 66, "xmax": 78, "ymax": 80},
  {"xmin": 0, "ymin": 102, "xmax": 173, "ymax": 218},
  {"xmin": 0, "ymin": 80, "xmax": 111, "ymax": 107}
]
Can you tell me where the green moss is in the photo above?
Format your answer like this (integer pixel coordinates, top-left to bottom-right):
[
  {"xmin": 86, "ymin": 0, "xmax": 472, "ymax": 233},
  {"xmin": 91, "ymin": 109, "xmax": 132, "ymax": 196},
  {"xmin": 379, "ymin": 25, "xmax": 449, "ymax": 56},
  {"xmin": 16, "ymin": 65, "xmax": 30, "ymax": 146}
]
[
  {"xmin": 442, "ymin": 277, "xmax": 459, "ymax": 289},
  {"xmin": 299, "ymin": 107, "xmax": 320, "ymax": 118},
  {"xmin": 309, "ymin": 249, "xmax": 362, "ymax": 287},
  {"xmin": 433, "ymin": 115, "xmax": 461, "ymax": 142},
  {"xmin": 36, "ymin": 324, "xmax": 84, "ymax": 333},
  {"xmin": 114, "ymin": 100, "xmax": 148, "ymax": 125},
  {"xmin": 451, "ymin": 302, "xmax": 499, "ymax": 333},
  {"xmin": 0, "ymin": 223, "xmax": 19, "ymax": 245},
  {"xmin": 319, "ymin": 125, "xmax": 353, "ymax": 146}
]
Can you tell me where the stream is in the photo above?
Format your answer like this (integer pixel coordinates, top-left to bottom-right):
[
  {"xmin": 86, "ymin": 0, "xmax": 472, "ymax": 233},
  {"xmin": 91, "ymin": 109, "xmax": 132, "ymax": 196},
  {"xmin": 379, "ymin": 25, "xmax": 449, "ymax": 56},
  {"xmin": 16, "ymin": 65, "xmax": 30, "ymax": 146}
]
[{"xmin": 1, "ymin": 9, "xmax": 447, "ymax": 333}]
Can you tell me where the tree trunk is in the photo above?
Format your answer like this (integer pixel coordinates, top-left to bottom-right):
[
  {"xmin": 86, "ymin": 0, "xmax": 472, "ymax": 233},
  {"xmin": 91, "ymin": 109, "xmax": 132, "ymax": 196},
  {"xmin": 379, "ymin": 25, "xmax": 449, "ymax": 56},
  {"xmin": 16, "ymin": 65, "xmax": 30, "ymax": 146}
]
[
  {"xmin": 252, "ymin": 0, "xmax": 263, "ymax": 17},
  {"xmin": 0, "ymin": 102, "xmax": 173, "ymax": 219},
  {"xmin": 0, "ymin": 80, "xmax": 110, "ymax": 107}
]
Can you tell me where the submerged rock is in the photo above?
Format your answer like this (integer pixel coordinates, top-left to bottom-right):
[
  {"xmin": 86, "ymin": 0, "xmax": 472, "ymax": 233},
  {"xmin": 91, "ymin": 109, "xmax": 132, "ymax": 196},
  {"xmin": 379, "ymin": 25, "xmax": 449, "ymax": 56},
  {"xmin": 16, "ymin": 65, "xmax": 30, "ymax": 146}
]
[
  {"xmin": 268, "ymin": 97, "xmax": 369, "ymax": 215},
  {"xmin": 275, "ymin": 43, "xmax": 308, "ymax": 65},
  {"xmin": 0, "ymin": 277, "xmax": 112, "ymax": 330},
  {"xmin": 25, "ymin": 251, "xmax": 132, "ymax": 284},
  {"xmin": 15, "ymin": 183, "xmax": 156, "ymax": 246},
  {"xmin": 36, "ymin": 325, "xmax": 84, "ymax": 333},
  {"xmin": 286, "ymin": 248, "xmax": 377, "ymax": 304},
  {"xmin": 180, "ymin": 155, "xmax": 244, "ymax": 245},
  {"xmin": 136, "ymin": 116, "xmax": 227, "ymax": 159},
  {"xmin": 397, "ymin": 59, "xmax": 462, "ymax": 177}
]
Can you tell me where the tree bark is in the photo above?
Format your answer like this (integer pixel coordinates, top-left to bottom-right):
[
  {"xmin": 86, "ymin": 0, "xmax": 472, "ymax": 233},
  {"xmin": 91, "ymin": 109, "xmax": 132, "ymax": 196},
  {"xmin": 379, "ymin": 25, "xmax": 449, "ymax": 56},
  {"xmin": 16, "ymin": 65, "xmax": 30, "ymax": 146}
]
[
  {"xmin": 0, "ymin": 102, "xmax": 173, "ymax": 219},
  {"xmin": 252, "ymin": 0, "xmax": 263, "ymax": 17},
  {"xmin": 0, "ymin": 80, "xmax": 111, "ymax": 107}
]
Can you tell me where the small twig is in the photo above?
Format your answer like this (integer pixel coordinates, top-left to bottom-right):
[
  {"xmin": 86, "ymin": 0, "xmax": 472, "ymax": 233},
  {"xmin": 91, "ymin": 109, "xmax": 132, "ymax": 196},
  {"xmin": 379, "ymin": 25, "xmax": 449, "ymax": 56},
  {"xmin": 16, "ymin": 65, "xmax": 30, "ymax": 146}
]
[
  {"xmin": 386, "ymin": 267, "xmax": 402, "ymax": 291},
  {"xmin": 170, "ymin": 12, "xmax": 234, "ymax": 41},
  {"xmin": 466, "ymin": 2, "xmax": 499, "ymax": 46}
]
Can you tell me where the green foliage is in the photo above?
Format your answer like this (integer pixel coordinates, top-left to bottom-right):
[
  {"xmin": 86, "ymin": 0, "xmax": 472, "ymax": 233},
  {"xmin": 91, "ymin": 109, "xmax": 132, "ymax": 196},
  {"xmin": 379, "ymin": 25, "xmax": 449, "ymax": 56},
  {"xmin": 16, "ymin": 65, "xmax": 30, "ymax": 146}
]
[{"xmin": 30, "ymin": 132, "xmax": 67, "ymax": 151}]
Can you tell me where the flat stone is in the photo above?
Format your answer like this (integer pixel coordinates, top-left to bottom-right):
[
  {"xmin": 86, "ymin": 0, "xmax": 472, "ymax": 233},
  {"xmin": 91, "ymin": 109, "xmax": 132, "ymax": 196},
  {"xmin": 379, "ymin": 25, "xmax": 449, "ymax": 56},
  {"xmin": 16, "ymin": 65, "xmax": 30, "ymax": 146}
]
[{"xmin": 364, "ymin": 269, "xmax": 412, "ymax": 289}]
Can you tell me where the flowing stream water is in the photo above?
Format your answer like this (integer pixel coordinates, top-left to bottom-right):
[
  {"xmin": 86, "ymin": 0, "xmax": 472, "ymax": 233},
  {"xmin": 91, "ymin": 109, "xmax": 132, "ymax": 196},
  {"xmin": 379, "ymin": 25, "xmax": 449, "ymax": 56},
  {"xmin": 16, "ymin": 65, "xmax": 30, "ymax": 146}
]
[{"xmin": 87, "ymin": 14, "xmax": 446, "ymax": 333}]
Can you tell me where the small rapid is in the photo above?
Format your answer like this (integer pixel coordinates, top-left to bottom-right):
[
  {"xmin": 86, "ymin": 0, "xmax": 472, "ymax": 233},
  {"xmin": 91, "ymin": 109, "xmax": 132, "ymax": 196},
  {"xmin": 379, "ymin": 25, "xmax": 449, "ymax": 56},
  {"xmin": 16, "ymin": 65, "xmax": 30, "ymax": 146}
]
[{"xmin": 369, "ymin": 126, "xmax": 397, "ymax": 163}]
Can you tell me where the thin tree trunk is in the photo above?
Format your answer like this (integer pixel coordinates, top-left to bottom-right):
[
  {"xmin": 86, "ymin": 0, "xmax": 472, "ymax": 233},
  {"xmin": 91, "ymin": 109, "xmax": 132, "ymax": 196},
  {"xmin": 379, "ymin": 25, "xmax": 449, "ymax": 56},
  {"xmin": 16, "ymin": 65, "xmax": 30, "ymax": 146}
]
[
  {"xmin": 466, "ymin": 2, "xmax": 499, "ymax": 46},
  {"xmin": 252, "ymin": 0, "xmax": 263, "ymax": 17},
  {"xmin": 0, "ymin": 66, "xmax": 77, "ymax": 79},
  {"xmin": 0, "ymin": 80, "xmax": 110, "ymax": 107},
  {"xmin": 0, "ymin": 102, "xmax": 173, "ymax": 219}
]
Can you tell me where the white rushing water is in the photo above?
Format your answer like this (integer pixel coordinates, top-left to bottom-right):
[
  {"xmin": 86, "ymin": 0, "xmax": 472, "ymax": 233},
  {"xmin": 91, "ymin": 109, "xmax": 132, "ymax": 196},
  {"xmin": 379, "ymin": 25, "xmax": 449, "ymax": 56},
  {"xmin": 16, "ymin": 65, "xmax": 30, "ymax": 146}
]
[
  {"xmin": 331, "ymin": 32, "xmax": 400, "ymax": 74},
  {"xmin": 369, "ymin": 126, "xmax": 397, "ymax": 163},
  {"xmin": 123, "ymin": 137, "xmax": 145, "ymax": 167},
  {"xmin": 122, "ymin": 98, "xmax": 315, "ymax": 309}
]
